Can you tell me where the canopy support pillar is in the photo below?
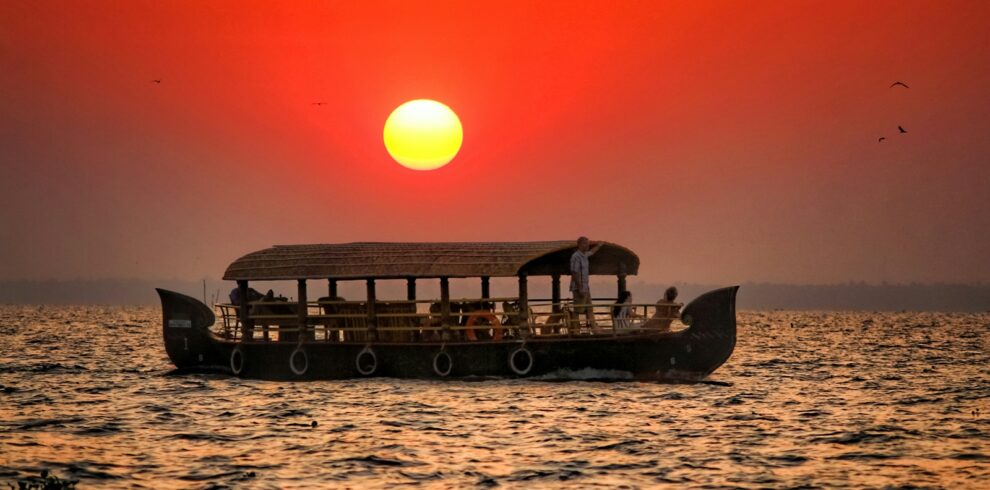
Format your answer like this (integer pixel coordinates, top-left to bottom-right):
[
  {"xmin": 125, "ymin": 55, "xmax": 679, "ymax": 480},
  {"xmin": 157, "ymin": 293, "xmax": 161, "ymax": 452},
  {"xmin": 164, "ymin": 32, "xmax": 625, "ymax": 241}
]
[
  {"xmin": 551, "ymin": 274, "xmax": 561, "ymax": 313},
  {"xmin": 297, "ymin": 279, "xmax": 308, "ymax": 341},
  {"xmin": 366, "ymin": 279, "xmax": 377, "ymax": 341},
  {"xmin": 237, "ymin": 280, "xmax": 252, "ymax": 341},
  {"xmin": 406, "ymin": 278, "xmax": 416, "ymax": 301},
  {"xmin": 481, "ymin": 276, "xmax": 490, "ymax": 310},
  {"xmin": 617, "ymin": 261, "xmax": 628, "ymax": 298},
  {"xmin": 440, "ymin": 277, "xmax": 451, "ymax": 341},
  {"xmin": 327, "ymin": 279, "xmax": 337, "ymax": 298},
  {"xmin": 518, "ymin": 273, "xmax": 529, "ymax": 336}
]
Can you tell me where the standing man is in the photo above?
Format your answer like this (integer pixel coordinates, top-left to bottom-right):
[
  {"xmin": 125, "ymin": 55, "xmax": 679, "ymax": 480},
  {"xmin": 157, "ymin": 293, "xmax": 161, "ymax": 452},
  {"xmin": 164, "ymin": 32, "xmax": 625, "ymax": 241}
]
[{"xmin": 570, "ymin": 237, "xmax": 602, "ymax": 327}]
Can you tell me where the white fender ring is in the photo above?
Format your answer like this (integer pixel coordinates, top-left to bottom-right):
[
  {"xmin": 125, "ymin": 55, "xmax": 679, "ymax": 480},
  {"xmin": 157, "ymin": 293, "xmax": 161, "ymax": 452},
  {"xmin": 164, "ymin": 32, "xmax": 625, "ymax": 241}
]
[
  {"xmin": 289, "ymin": 347, "xmax": 308, "ymax": 376},
  {"xmin": 433, "ymin": 350, "xmax": 453, "ymax": 377},
  {"xmin": 508, "ymin": 346, "xmax": 534, "ymax": 376},
  {"xmin": 230, "ymin": 346, "xmax": 245, "ymax": 375},
  {"xmin": 356, "ymin": 346, "xmax": 377, "ymax": 376}
]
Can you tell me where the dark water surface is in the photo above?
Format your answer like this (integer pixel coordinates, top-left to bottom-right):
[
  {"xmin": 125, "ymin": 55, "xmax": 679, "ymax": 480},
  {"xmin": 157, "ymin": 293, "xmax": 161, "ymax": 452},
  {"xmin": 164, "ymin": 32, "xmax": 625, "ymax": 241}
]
[{"xmin": 1, "ymin": 306, "xmax": 988, "ymax": 489}]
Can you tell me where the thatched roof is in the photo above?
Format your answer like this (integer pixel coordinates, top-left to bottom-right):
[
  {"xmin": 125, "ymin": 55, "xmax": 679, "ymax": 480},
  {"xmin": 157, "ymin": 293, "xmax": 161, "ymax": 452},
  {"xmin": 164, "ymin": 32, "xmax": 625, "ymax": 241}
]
[{"xmin": 223, "ymin": 241, "xmax": 640, "ymax": 281}]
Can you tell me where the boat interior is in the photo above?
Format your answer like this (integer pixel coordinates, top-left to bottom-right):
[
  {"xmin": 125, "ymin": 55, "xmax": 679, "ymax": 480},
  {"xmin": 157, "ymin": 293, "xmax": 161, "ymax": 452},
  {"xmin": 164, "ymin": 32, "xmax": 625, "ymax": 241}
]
[
  {"xmin": 215, "ymin": 241, "xmax": 684, "ymax": 343},
  {"xmin": 215, "ymin": 289, "xmax": 684, "ymax": 343}
]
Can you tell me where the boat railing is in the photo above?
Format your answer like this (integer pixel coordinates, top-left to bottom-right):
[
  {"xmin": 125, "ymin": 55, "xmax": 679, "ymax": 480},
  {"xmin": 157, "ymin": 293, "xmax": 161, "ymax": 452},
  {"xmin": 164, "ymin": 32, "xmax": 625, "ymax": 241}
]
[{"xmin": 213, "ymin": 297, "xmax": 682, "ymax": 342}]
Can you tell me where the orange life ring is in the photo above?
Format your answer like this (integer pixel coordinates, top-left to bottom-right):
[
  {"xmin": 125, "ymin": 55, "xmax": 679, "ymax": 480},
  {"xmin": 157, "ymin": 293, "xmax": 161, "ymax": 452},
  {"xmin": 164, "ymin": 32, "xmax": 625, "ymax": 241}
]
[{"xmin": 465, "ymin": 311, "xmax": 503, "ymax": 341}]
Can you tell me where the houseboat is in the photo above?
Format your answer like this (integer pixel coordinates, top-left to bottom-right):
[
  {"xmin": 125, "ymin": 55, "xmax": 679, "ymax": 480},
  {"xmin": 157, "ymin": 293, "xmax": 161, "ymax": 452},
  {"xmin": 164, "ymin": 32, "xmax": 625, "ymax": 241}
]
[{"xmin": 157, "ymin": 241, "xmax": 738, "ymax": 381}]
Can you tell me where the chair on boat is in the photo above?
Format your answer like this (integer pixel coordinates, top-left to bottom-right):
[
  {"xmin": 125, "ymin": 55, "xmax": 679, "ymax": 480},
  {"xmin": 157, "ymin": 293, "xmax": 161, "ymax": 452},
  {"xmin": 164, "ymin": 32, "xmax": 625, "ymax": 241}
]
[
  {"xmin": 500, "ymin": 300, "xmax": 538, "ymax": 338},
  {"xmin": 252, "ymin": 296, "xmax": 299, "ymax": 342},
  {"xmin": 318, "ymin": 296, "xmax": 346, "ymax": 341},
  {"xmin": 560, "ymin": 300, "xmax": 600, "ymax": 334},
  {"xmin": 540, "ymin": 309, "xmax": 569, "ymax": 335},
  {"xmin": 421, "ymin": 302, "xmax": 444, "ymax": 341},
  {"xmin": 323, "ymin": 300, "xmax": 369, "ymax": 343},
  {"xmin": 376, "ymin": 302, "xmax": 417, "ymax": 342}
]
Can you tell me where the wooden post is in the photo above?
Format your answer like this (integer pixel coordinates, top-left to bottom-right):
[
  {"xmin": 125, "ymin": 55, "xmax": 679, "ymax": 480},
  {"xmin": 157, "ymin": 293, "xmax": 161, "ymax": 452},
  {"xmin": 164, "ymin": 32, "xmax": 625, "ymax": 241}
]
[
  {"xmin": 551, "ymin": 274, "xmax": 561, "ymax": 313},
  {"xmin": 406, "ymin": 277, "xmax": 416, "ymax": 301},
  {"xmin": 366, "ymin": 279, "xmax": 377, "ymax": 341},
  {"xmin": 481, "ymin": 276, "xmax": 490, "ymax": 299},
  {"xmin": 327, "ymin": 279, "xmax": 337, "ymax": 298},
  {"xmin": 617, "ymin": 261, "xmax": 628, "ymax": 298},
  {"xmin": 237, "ymin": 280, "xmax": 251, "ymax": 341},
  {"xmin": 297, "ymin": 279, "xmax": 308, "ymax": 341},
  {"xmin": 518, "ymin": 273, "xmax": 529, "ymax": 335},
  {"xmin": 440, "ymin": 277, "xmax": 451, "ymax": 341}
]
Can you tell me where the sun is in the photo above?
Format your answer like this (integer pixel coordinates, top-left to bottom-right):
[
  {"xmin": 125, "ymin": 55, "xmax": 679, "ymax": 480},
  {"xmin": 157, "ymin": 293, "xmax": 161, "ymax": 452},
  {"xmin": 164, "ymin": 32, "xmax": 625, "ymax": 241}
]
[{"xmin": 383, "ymin": 99, "xmax": 463, "ymax": 171}]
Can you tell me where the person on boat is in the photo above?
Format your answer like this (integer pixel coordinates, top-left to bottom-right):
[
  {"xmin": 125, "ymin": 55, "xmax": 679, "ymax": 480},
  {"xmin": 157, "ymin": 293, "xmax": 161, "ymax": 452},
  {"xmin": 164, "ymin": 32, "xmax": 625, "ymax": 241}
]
[
  {"xmin": 229, "ymin": 286, "xmax": 262, "ymax": 305},
  {"xmin": 570, "ymin": 236, "xmax": 603, "ymax": 327},
  {"xmin": 612, "ymin": 291, "xmax": 643, "ymax": 329},
  {"xmin": 640, "ymin": 287, "xmax": 680, "ymax": 332},
  {"xmin": 423, "ymin": 302, "xmax": 445, "ymax": 341}
]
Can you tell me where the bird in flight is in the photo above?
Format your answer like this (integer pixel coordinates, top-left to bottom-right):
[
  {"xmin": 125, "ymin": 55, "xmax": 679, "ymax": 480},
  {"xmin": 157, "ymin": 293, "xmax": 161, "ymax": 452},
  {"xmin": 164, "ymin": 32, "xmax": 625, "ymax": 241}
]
[
  {"xmin": 898, "ymin": 126, "xmax": 907, "ymax": 133},
  {"xmin": 152, "ymin": 79, "xmax": 161, "ymax": 84},
  {"xmin": 890, "ymin": 81, "xmax": 909, "ymax": 89},
  {"xmin": 312, "ymin": 102, "xmax": 327, "ymax": 106},
  {"xmin": 878, "ymin": 137, "xmax": 886, "ymax": 142}
]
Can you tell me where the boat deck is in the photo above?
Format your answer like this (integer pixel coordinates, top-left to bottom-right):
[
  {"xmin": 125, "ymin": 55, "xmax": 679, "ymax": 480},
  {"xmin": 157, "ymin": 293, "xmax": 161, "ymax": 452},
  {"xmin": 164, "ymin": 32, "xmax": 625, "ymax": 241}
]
[{"xmin": 213, "ymin": 296, "xmax": 684, "ymax": 343}]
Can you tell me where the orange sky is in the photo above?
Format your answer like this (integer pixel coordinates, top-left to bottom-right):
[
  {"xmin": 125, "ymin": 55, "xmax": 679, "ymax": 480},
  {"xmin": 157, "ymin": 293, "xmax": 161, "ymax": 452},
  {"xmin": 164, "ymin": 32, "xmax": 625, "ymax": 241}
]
[{"xmin": 2, "ymin": 1, "xmax": 989, "ymax": 285}]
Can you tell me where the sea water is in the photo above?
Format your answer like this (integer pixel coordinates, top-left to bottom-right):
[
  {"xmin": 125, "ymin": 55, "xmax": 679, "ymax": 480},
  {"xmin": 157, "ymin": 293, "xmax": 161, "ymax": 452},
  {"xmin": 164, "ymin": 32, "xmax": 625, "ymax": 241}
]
[{"xmin": 1, "ymin": 306, "xmax": 988, "ymax": 488}]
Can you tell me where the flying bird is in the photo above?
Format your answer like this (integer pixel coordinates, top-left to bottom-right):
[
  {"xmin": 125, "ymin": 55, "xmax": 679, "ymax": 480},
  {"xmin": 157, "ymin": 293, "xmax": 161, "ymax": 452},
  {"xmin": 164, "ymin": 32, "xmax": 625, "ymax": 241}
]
[
  {"xmin": 898, "ymin": 126, "xmax": 907, "ymax": 133},
  {"xmin": 152, "ymin": 79, "xmax": 161, "ymax": 84},
  {"xmin": 312, "ymin": 102, "xmax": 327, "ymax": 106},
  {"xmin": 878, "ymin": 137, "xmax": 886, "ymax": 142},
  {"xmin": 890, "ymin": 81, "xmax": 909, "ymax": 89}
]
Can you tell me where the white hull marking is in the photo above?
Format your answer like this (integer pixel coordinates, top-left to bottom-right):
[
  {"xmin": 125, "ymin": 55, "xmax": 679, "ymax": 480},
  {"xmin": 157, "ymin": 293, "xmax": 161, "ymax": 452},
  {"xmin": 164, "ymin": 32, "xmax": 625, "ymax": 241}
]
[{"xmin": 169, "ymin": 319, "xmax": 192, "ymax": 329}]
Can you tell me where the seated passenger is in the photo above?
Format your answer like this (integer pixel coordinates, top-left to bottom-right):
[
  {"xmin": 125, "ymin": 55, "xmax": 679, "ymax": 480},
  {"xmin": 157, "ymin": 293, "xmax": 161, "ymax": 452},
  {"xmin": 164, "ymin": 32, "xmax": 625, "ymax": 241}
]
[
  {"xmin": 641, "ymin": 287, "xmax": 681, "ymax": 332},
  {"xmin": 501, "ymin": 301, "xmax": 519, "ymax": 326},
  {"xmin": 229, "ymin": 287, "xmax": 263, "ymax": 305},
  {"xmin": 612, "ymin": 291, "xmax": 643, "ymax": 329},
  {"xmin": 501, "ymin": 300, "xmax": 525, "ymax": 337}
]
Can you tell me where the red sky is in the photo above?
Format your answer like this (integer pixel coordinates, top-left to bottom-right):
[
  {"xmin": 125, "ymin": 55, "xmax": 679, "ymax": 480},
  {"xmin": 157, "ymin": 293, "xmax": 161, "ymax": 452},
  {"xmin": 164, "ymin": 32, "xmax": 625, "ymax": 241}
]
[{"xmin": 2, "ymin": 0, "xmax": 989, "ymax": 285}]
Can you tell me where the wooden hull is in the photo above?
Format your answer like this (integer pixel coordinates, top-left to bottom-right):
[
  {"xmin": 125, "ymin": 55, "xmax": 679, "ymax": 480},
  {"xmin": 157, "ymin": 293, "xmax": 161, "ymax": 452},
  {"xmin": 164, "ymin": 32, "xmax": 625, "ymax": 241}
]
[{"xmin": 156, "ymin": 286, "xmax": 738, "ymax": 381}]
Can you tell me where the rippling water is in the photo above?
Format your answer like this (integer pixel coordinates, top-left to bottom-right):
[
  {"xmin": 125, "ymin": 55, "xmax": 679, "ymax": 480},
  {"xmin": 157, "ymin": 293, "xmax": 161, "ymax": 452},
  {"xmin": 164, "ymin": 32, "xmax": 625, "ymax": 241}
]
[{"xmin": 1, "ymin": 306, "xmax": 988, "ymax": 488}]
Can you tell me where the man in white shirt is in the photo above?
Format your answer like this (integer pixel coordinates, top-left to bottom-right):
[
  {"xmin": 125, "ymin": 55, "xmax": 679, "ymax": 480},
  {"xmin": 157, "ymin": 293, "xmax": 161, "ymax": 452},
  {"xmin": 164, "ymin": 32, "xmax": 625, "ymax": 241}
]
[{"xmin": 570, "ymin": 236, "xmax": 602, "ymax": 327}]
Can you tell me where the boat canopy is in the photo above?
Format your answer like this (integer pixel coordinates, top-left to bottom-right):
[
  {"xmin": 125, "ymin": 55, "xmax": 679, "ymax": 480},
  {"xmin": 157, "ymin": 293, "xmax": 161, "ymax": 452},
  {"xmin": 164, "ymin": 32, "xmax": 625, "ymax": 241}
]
[{"xmin": 223, "ymin": 241, "xmax": 640, "ymax": 281}]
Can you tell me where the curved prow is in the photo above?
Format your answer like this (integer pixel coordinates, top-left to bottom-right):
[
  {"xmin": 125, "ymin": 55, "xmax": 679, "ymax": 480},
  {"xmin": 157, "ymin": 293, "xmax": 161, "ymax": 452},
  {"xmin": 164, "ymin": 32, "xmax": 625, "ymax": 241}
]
[
  {"xmin": 156, "ymin": 288, "xmax": 225, "ymax": 370},
  {"xmin": 677, "ymin": 286, "xmax": 739, "ymax": 377}
]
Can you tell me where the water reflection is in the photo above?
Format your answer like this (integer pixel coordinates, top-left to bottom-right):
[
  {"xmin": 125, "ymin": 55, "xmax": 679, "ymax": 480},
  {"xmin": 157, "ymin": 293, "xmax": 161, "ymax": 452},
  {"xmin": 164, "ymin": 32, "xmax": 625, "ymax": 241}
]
[{"xmin": 0, "ymin": 306, "xmax": 988, "ymax": 488}]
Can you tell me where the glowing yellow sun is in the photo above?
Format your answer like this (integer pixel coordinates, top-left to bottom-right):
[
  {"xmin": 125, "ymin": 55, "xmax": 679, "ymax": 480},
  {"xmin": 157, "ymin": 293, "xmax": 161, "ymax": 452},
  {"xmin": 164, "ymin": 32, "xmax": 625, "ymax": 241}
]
[{"xmin": 383, "ymin": 99, "xmax": 463, "ymax": 170}]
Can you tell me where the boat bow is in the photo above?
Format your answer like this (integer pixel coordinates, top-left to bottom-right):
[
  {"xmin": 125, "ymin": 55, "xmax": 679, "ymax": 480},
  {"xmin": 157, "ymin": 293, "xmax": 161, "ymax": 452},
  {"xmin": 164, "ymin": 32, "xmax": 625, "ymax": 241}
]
[
  {"xmin": 156, "ymin": 288, "xmax": 227, "ymax": 371},
  {"xmin": 672, "ymin": 286, "xmax": 739, "ymax": 378}
]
